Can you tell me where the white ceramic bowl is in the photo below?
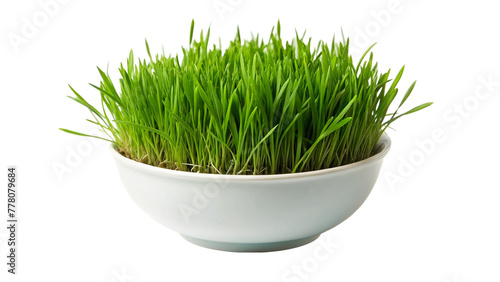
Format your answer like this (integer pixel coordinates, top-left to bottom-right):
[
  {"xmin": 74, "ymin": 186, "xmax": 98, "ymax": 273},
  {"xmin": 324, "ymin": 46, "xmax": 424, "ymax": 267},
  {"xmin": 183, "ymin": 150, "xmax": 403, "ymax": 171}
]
[{"xmin": 111, "ymin": 134, "xmax": 391, "ymax": 252}]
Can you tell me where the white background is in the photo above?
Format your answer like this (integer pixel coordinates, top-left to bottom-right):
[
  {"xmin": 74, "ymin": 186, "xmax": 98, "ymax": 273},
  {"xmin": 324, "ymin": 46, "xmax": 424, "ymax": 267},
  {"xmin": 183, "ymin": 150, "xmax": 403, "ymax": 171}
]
[{"xmin": 1, "ymin": 0, "xmax": 499, "ymax": 281}]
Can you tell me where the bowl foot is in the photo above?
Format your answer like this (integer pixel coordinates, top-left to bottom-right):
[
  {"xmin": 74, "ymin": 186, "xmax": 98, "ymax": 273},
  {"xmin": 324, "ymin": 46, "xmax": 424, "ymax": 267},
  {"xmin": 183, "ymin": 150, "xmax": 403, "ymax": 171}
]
[{"xmin": 181, "ymin": 234, "xmax": 320, "ymax": 252}]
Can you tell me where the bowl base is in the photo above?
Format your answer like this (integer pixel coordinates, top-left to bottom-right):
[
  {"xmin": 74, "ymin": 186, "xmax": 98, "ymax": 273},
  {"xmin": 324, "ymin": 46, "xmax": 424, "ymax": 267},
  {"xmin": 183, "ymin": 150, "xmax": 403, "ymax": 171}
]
[{"xmin": 181, "ymin": 234, "xmax": 320, "ymax": 252}]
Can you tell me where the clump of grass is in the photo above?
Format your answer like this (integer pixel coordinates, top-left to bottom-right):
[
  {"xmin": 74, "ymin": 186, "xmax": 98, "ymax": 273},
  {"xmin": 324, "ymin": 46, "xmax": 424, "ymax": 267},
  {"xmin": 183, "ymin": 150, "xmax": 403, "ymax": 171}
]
[{"xmin": 61, "ymin": 21, "xmax": 431, "ymax": 175}]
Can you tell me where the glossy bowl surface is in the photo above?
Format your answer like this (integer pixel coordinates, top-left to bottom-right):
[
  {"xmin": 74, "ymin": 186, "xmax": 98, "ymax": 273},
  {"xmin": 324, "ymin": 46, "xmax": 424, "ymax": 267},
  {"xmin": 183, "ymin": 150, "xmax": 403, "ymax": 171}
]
[{"xmin": 111, "ymin": 134, "xmax": 391, "ymax": 252}]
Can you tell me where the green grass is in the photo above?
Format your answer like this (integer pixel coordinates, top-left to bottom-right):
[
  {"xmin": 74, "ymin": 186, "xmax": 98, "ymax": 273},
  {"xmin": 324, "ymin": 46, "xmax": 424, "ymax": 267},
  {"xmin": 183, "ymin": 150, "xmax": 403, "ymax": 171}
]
[{"xmin": 61, "ymin": 21, "xmax": 432, "ymax": 175}]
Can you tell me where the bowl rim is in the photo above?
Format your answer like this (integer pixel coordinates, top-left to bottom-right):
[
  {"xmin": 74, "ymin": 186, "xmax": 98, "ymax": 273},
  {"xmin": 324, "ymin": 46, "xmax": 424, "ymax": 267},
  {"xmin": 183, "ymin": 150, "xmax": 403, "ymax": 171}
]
[{"xmin": 110, "ymin": 133, "xmax": 391, "ymax": 181}]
